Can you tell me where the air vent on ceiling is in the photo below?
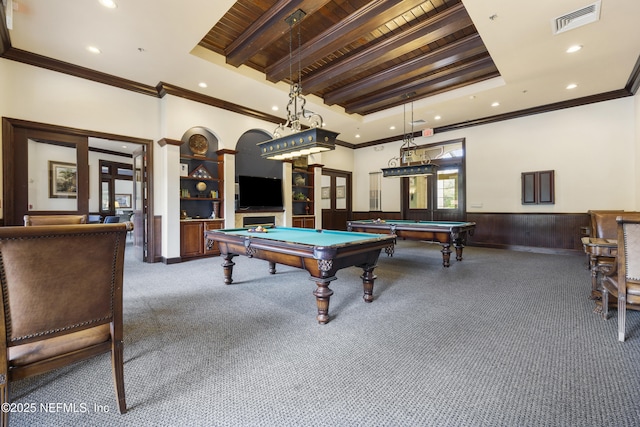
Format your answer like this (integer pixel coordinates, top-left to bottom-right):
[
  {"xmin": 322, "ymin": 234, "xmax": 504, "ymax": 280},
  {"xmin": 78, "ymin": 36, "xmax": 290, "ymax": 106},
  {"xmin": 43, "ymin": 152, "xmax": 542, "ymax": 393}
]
[
  {"xmin": 553, "ymin": 1, "xmax": 601, "ymax": 34},
  {"xmin": 409, "ymin": 119, "xmax": 426, "ymax": 126}
]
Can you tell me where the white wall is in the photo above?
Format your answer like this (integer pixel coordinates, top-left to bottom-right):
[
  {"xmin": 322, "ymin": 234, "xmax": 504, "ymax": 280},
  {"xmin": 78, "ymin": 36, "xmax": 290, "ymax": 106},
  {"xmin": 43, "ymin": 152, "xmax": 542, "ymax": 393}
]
[
  {"xmin": 0, "ymin": 60, "xmax": 158, "ymax": 138},
  {"xmin": 2, "ymin": 57, "xmax": 639, "ymax": 258},
  {"xmin": 353, "ymin": 97, "xmax": 637, "ymax": 213}
]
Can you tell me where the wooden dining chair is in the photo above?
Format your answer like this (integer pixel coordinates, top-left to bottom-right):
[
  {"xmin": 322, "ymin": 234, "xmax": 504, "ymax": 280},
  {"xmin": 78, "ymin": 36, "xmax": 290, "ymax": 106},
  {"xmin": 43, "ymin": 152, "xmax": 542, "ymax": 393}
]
[
  {"xmin": 602, "ymin": 217, "xmax": 640, "ymax": 341},
  {"xmin": 0, "ymin": 223, "xmax": 132, "ymax": 425},
  {"xmin": 23, "ymin": 214, "xmax": 87, "ymax": 226}
]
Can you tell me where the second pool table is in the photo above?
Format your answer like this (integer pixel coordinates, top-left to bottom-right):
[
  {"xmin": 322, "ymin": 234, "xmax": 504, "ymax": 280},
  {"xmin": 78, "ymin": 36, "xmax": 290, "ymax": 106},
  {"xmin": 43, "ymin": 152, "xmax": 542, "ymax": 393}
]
[
  {"xmin": 347, "ymin": 219, "xmax": 476, "ymax": 267},
  {"xmin": 205, "ymin": 226, "xmax": 396, "ymax": 324}
]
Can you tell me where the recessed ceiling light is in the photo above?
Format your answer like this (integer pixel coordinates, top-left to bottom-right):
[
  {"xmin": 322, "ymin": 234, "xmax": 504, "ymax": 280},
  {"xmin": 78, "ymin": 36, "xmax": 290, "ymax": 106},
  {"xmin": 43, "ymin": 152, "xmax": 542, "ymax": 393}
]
[
  {"xmin": 434, "ymin": 115, "xmax": 441, "ymax": 120},
  {"xmin": 491, "ymin": 102, "xmax": 500, "ymax": 107},
  {"xmin": 271, "ymin": 106, "xmax": 279, "ymax": 111},
  {"xmin": 566, "ymin": 45, "xmax": 583, "ymax": 53},
  {"xmin": 99, "ymin": 0, "xmax": 117, "ymax": 9},
  {"xmin": 389, "ymin": 125, "xmax": 396, "ymax": 130},
  {"xmin": 355, "ymin": 134, "xmax": 361, "ymax": 138},
  {"xmin": 566, "ymin": 83, "xmax": 578, "ymax": 90},
  {"xmin": 87, "ymin": 46, "xmax": 101, "ymax": 54},
  {"xmin": 198, "ymin": 82, "xmax": 207, "ymax": 88}
]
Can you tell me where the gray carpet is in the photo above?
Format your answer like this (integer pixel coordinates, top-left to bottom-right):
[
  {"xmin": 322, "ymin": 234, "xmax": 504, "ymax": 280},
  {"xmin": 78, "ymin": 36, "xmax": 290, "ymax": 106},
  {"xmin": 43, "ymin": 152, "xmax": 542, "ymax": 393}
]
[{"xmin": 8, "ymin": 240, "xmax": 640, "ymax": 426}]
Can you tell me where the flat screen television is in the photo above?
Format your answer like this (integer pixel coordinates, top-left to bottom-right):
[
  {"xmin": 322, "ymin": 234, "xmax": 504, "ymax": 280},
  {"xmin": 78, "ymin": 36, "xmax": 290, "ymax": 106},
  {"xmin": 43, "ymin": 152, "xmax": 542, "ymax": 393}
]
[{"xmin": 238, "ymin": 175, "xmax": 283, "ymax": 209}]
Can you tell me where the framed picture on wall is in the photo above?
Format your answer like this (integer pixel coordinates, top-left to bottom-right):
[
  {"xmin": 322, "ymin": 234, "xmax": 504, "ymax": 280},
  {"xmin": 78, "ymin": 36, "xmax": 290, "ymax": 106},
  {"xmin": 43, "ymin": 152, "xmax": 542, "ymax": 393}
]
[
  {"xmin": 336, "ymin": 185, "xmax": 346, "ymax": 199},
  {"xmin": 321, "ymin": 186, "xmax": 330, "ymax": 199},
  {"xmin": 115, "ymin": 194, "xmax": 132, "ymax": 209},
  {"xmin": 49, "ymin": 161, "xmax": 77, "ymax": 199}
]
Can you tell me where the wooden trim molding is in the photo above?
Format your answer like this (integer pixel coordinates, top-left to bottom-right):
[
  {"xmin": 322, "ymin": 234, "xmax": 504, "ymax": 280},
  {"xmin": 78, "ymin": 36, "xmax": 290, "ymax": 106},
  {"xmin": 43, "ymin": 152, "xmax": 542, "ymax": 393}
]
[
  {"xmin": 0, "ymin": 9, "xmax": 638, "ymax": 148},
  {"xmin": 2, "ymin": 47, "xmax": 159, "ymax": 97}
]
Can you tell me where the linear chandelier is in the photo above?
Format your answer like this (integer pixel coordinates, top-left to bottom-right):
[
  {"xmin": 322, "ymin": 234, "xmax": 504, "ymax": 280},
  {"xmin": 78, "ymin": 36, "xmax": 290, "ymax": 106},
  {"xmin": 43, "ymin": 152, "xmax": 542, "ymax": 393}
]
[
  {"xmin": 258, "ymin": 9, "xmax": 339, "ymax": 160},
  {"xmin": 381, "ymin": 99, "xmax": 437, "ymax": 178}
]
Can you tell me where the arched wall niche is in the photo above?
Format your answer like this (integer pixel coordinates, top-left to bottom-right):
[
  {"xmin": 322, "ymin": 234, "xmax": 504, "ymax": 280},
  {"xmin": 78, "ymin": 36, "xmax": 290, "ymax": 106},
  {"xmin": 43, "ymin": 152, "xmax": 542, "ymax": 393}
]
[
  {"xmin": 235, "ymin": 129, "xmax": 281, "ymax": 181},
  {"xmin": 180, "ymin": 127, "xmax": 219, "ymax": 155}
]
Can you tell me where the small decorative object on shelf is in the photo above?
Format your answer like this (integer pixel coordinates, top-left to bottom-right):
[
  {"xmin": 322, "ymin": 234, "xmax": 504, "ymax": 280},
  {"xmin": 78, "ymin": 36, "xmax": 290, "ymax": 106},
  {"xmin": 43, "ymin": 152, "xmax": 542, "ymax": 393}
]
[
  {"xmin": 294, "ymin": 174, "xmax": 306, "ymax": 186},
  {"xmin": 293, "ymin": 191, "xmax": 306, "ymax": 201},
  {"xmin": 190, "ymin": 165, "xmax": 212, "ymax": 179},
  {"xmin": 195, "ymin": 181, "xmax": 207, "ymax": 198},
  {"xmin": 210, "ymin": 201, "xmax": 220, "ymax": 219},
  {"xmin": 189, "ymin": 134, "xmax": 209, "ymax": 156}
]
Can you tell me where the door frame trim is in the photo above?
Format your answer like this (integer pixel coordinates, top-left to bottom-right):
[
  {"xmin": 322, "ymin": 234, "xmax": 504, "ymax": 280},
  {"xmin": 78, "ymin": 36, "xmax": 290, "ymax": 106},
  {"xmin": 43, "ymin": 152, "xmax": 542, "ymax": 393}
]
[{"xmin": 2, "ymin": 117, "xmax": 155, "ymax": 261}]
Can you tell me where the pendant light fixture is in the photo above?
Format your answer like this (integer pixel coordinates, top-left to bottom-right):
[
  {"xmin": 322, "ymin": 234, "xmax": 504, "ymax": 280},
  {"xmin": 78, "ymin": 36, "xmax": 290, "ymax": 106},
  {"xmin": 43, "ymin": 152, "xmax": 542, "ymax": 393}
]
[
  {"xmin": 381, "ymin": 96, "xmax": 437, "ymax": 178},
  {"xmin": 258, "ymin": 9, "xmax": 339, "ymax": 160}
]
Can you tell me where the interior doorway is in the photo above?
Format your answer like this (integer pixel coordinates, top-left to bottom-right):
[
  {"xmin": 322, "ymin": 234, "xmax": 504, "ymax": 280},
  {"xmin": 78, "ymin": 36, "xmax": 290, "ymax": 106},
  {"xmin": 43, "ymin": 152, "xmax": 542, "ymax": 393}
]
[
  {"xmin": 2, "ymin": 118, "xmax": 155, "ymax": 262},
  {"xmin": 320, "ymin": 168, "xmax": 352, "ymax": 230}
]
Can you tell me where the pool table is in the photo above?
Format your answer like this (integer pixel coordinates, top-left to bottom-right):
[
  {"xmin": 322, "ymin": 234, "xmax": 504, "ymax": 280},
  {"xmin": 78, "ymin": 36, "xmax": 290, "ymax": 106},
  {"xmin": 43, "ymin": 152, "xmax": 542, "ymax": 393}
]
[
  {"xmin": 205, "ymin": 226, "xmax": 396, "ymax": 324},
  {"xmin": 347, "ymin": 219, "xmax": 476, "ymax": 267}
]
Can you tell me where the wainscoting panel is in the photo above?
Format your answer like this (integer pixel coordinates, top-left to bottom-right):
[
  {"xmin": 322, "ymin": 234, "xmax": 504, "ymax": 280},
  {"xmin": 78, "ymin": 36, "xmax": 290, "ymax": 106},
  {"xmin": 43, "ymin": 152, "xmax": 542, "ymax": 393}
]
[
  {"xmin": 466, "ymin": 213, "xmax": 589, "ymax": 253},
  {"xmin": 351, "ymin": 211, "xmax": 590, "ymax": 254}
]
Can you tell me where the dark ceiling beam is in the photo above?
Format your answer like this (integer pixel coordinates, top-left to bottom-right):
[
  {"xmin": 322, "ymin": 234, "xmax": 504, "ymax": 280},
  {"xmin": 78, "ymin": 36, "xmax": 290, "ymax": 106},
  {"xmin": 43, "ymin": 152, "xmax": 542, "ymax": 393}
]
[
  {"xmin": 301, "ymin": 3, "xmax": 472, "ymax": 93},
  {"xmin": 345, "ymin": 56, "xmax": 499, "ymax": 114},
  {"xmin": 265, "ymin": 0, "xmax": 421, "ymax": 82},
  {"xmin": 323, "ymin": 33, "xmax": 487, "ymax": 106},
  {"xmin": 225, "ymin": 0, "xmax": 331, "ymax": 68}
]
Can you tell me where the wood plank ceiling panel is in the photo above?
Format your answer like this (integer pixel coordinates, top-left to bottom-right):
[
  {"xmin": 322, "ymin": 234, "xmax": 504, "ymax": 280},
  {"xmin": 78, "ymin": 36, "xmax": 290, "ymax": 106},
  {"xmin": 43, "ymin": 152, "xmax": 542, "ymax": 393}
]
[{"xmin": 198, "ymin": 0, "xmax": 499, "ymax": 115}]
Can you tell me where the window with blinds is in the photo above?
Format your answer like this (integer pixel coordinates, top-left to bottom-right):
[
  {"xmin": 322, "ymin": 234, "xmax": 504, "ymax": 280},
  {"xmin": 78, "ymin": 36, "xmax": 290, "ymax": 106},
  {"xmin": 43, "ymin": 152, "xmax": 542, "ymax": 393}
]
[{"xmin": 369, "ymin": 172, "xmax": 381, "ymax": 211}]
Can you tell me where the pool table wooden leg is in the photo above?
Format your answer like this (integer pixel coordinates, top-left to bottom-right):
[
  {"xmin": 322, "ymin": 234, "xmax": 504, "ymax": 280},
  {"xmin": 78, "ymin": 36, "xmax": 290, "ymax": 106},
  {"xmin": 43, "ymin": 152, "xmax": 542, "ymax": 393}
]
[
  {"xmin": 360, "ymin": 265, "xmax": 377, "ymax": 303},
  {"xmin": 454, "ymin": 242, "xmax": 464, "ymax": 261},
  {"xmin": 312, "ymin": 276, "xmax": 336, "ymax": 324},
  {"xmin": 268, "ymin": 261, "xmax": 276, "ymax": 274},
  {"xmin": 440, "ymin": 244, "xmax": 451, "ymax": 267},
  {"xmin": 221, "ymin": 253, "xmax": 237, "ymax": 285}
]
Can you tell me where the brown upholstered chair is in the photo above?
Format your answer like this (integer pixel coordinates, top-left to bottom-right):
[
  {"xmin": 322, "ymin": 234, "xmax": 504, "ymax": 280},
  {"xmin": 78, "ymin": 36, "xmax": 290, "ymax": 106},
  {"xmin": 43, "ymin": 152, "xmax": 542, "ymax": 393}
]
[
  {"xmin": 588, "ymin": 210, "xmax": 625, "ymax": 239},
  {"xmin": 602, "ymin": 217, "xmax": 640, "ymax": 341},
  {"xmin": 23, "ymin": 214, "xmax": 87, "ymax": 226},
  {"xmin": 0, "ymin": 223, "xmax": 132, "ymax": 424}
]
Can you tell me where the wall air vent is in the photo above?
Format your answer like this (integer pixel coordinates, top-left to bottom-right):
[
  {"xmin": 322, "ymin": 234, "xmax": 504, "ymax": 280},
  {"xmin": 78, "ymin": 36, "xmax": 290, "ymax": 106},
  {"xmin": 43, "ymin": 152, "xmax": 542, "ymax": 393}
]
[{"xmin": 553, "ymin": 1, "xmax": 601, "ymax": 35}]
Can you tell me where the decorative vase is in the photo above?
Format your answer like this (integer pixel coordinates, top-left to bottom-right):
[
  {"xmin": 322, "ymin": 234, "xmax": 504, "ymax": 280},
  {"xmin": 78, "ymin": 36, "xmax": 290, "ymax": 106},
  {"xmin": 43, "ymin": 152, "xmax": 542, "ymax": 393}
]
[{"xmin": 211, "ymin": 200, "xmax": 220, "ymax": 219}]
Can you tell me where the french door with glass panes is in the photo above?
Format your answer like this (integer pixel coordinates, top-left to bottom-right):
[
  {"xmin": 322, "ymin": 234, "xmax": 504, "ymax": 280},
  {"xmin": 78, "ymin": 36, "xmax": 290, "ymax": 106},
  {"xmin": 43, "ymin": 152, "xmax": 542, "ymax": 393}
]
[{"xmin": 402, "ymin": 160, "xmax": 465, "ymax": 222}]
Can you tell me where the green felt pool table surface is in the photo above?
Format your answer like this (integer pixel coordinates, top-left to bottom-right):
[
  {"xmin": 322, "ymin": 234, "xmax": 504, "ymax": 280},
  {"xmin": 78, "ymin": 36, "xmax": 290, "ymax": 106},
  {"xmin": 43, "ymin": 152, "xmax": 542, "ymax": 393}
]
[
  {"xmin": 347, "ymin": 219, "xmax": 476, "ymax": 267},
  {"xmin": 352, "ymin": 220, "xmax": 472, "ymax": 227},
  {"xmin": 217, "ymin": 226, "xmax": 389, "ymax": 246}
]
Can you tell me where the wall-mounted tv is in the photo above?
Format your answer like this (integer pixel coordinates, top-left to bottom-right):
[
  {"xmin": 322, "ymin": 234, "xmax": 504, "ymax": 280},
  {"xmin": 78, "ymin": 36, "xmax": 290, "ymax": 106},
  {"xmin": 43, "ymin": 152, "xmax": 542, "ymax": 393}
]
[{"xmin": 238, "ymin": 175, "xmax": 283, "ymax": 209}]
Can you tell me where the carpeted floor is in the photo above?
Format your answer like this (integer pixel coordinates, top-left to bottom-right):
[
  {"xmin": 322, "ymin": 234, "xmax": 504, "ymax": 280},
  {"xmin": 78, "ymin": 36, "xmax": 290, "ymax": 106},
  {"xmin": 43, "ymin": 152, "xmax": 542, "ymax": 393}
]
[{"xmin": 8, "ymin": 240, "xmax": 640, "ymax": 426}]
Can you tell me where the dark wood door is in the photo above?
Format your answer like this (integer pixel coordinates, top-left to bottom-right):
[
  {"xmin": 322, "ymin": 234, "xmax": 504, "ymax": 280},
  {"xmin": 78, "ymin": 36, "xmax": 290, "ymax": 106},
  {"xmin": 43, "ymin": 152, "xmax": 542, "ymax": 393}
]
[
  {"xmin": 132, "ymin": 146, "xmax": 149, "ymax": 262},
  {"xmin": 3, "ymin": 125, "xmax": 89, "ymax": 225},
  {"xmin": 320, "ymin": 168, "xmax": 351, "ymax": 231}
]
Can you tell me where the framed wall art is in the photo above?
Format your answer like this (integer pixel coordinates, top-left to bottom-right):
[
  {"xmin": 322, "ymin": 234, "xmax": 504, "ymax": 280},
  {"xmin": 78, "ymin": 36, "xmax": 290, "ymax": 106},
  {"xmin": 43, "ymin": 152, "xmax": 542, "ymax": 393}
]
[
  {"xmin": 49, "ymin": 161, "xmax": 77, "ymax": 199},
  {"xmin": 115, "ymin": 193, "xmax": 132, "ymax": 208}
]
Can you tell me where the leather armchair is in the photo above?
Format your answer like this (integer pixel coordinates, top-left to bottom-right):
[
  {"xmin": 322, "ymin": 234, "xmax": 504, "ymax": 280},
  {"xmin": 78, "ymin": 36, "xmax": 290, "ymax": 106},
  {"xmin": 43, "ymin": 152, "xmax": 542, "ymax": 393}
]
[
  {"xmin": 0, "ymin": 223, "xmax": 132, "ymax": 424},
  {"xmin": 602, "ymin": 217, "xmax": 640, "ymax": 341},
  {"xmin": 23, "ymin": 214, "xmax": 87, "ymax": 226}
]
